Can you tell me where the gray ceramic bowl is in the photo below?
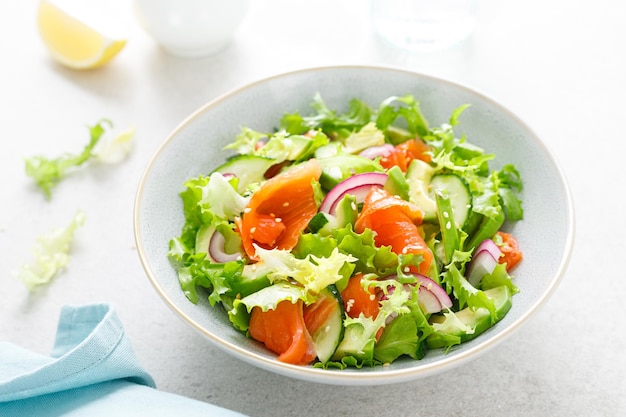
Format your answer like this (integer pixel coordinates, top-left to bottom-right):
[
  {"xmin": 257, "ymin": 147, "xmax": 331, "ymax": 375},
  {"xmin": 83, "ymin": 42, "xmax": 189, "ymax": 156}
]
[{"xmin": 134, "ymin": 66, "xmax": 574, "ymax": 385}]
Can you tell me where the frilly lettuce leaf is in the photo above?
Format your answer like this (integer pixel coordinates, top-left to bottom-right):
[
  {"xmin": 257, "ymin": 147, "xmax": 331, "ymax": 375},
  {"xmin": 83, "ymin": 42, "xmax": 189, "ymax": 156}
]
[
  {"xmin": 442, "ymin": 263, "xmax": 496, "ymax": 322},
  {"xmin": 342, "ymin": 122, "xmax": 385, "ymax": 154},
  {"xmin": 331, "ymin": 280, "xmax": 421, "ymax": 366},
  {"xmin": 234, "ymin": 282, "xmax": 307, "ymax": 313},
  {"xmin": 176, "ymin": 172, "xmax": 248, "ymax": 252},
  {"xmin": 373, "ymin": 313, "xmax": 418, "ymax": 364},
  {"xmin": 92, "ymin": 126, "xmax": 135, "ymax": 164},
  {"xmin": 223, "ymin": 126, "xmax": 329, "ymax": 166},
  {"xmin": 294, "ymin": 225, "xmax": 428, "ymax": 292},
  {"xmin": 431, "ymin": 310, "xmax": 475, "ymax": 339},
  {"xmin": 333, "ymin": 226, "xmax": 404, "ymax": 278},
  {"xmin": 228, "ymin": 282, "xmax": 307, "ymax": 332},
  {"xmin": 16, "ymin": 210, "xmax": 85, "ymax": 290},
  {"xmin": 280, "ymin": 93, "xmax": 373, "ymax": 139},
  {"xmin": 199, "ymin": 172, "xmax": 249, "ymax": 221},
  {"xmin": 254, "ymin": 245, "xmax": 356, "ymax": 295},
  {"xmin": 376, "ymin": 95, "xmax": 430, "ymax": 139},
  {"xmin": 480, "ymin": 262, "xmax": 519, "ymax": 293},
  {"xmin": 25, "ymin": 120, "xmax": 133, "ymax": 199},
  {"xmin": 223, "ymin": 127, "xmax": 266, "ymax": 155}
]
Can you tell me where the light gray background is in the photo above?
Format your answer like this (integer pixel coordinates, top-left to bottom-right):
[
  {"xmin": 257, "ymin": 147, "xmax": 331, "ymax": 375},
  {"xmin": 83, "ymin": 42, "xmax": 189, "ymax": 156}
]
[{"xmin": 1, "ymin": 1, "xmax": 624, "ymax": 416}]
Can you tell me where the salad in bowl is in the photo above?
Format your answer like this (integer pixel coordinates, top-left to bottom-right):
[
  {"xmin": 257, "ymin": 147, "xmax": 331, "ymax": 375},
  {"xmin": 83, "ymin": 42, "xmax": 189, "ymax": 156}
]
[{"xmin": 167, "ymin": 93, "xmax": 524, "ymax": 369}]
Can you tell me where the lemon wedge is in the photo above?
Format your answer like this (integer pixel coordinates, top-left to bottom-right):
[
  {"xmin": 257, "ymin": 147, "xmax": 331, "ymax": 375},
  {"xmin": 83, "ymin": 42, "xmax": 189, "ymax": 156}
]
[{"xmin": 37, "ymin": 0, "xmax": 127, "ymax": 70}]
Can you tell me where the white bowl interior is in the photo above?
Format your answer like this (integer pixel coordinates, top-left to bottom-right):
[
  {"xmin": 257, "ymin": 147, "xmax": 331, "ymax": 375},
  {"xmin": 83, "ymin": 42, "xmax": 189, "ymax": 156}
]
[{"xmin": 134, "ymin": 66, "xmax": 574, "ymax": 385}]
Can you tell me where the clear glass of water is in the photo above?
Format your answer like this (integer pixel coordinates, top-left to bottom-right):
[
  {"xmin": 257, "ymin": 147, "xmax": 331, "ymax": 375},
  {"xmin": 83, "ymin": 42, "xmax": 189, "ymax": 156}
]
[{"xmin": 370, "ymin": 0, "xmax": 478, "ymax": 51}]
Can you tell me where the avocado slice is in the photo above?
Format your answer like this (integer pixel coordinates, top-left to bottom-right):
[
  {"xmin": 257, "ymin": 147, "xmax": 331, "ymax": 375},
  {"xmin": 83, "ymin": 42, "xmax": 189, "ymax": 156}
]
[{"xmin": 426, "ymin": 286, "xmax": 513, "ymax": 349}]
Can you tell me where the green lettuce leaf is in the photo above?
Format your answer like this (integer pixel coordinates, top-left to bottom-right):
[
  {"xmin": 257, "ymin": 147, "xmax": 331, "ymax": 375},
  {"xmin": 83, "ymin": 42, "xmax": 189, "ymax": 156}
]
[
  {"xmin": 254, "ymin": 245, "xmax": 356, "ymax": 296},
  {"xmin": 223, "ymin": 127, "xmax": 267, "ymax": 155},
  {"xmin": 280, "ymin": 93, "xmax": 373, "ymax": 138},
  {"xmin": 199, "ymin": 172, "xmax": 249, "ymax": 221},
  {"xmin": 25, "ymin": 119, "xmax": 132, "ymax": 199},
  {"xmin": 16, "ymin": 210, "xmax": 85, "ymax": 290},
  {"xmin": 374, "ymin": 313, "xmax": 418, "ymax": 364},
  {"xmin": 342, "ymin": 122, "xmax": 385, "ymax": 154},
  {"xmin": 376, "ymin": 95, "xmax": 430, "ymax": 139},
  {"xmin": 441, "ymin": 263, "xmax": 497, "ymax": 322},
  {"xmin": 234, "ymin": 282, "xmax": 307, "ymax": 313},
  {"xmin": 480, "ymin": 262, "xmax": 519, "ymax": 293}
]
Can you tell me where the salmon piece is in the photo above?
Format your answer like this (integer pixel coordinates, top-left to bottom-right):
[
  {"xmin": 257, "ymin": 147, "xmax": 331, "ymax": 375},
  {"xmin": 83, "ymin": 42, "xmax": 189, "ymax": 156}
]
[{"xmin": 238, "ymin": 159, "xmax": 322, "ymax": 260}]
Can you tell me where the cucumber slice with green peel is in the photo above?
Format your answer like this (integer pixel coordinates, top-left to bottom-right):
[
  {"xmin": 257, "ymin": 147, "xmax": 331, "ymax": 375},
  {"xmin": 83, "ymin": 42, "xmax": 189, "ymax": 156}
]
[
  {"xmin": 331, "ymin": 322, "xmax": 375, "ymax": 363},
  {"xmin": 304, "ymin": 286, "xmax": 345, "ymax": 363},
  {"xmin": 227, "ymin": 263, "xmax": 272, "ymax": 298},
  {"xmin": 425, "ymin": 286, "xmax": 513, "ymax": 349},
  {"xmin": 214, "ymin": 155, "xmax": 276, "ymax": 193},
  {"xmin": 406, "ymin": 159, "xmax": 471, "ymax": 227},
  {"xmin": 430, "ymin": 175, "xmax": 471, "ymax": 227},
  {"xmin": 317, "ymin": 154, "xmax": 383, "ymax": 190}
]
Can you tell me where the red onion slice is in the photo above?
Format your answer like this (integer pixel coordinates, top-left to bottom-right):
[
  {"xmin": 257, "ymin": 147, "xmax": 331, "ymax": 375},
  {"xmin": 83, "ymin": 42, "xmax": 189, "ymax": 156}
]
[
  {"xmin": 473, "ymin": 239, "xmax": 503, "ymax": 261},
  {"xmin": 466, "ymin": 249, "xmax": 499, "ymax": 287},
  {"xmin": 319, "ymin": 172, "xmax": 388, "ymax": 215},
  {"xmin": 416, "ymin": 275, "xmax": 453, "ymax": 310},
  {"xmin": 379, "ymin": 273, "xmax": 452, "ymax": 314},
  {"xmin": 358, "ymin": 144, "xmax": 394, "ymax": 160},
  {"xmin": 418, "ymin": 286, "xmax": 443, "ymax": 314},
  {"xmin": 209, "ymin": 230, "xmax": 242, "ymax": 263}
]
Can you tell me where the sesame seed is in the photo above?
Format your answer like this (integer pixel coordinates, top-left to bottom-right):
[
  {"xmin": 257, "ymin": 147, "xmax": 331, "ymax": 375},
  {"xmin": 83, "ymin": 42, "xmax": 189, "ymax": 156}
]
[
  {"xmin": 443, "ymin": 211, "xmax": 449, "ymax": 218},
  {"xmin": 351, "ymin": 202, "xmax": 357, "ymax": 211},
  {"xmin": 250, "ymin": 227, "xmax": 256, "ymax": 234},
  {"xmin": 244, "ymin": 208, "xmax": 251, "ymax": 213},
  {"xmin": 369, "ymin": 294, "xmax": 376, "ymax": 301},
  {"xmin": 346, "ymin": 299, "xmax": 355, "ymax": 312},
  {"xmin": 283, "ymin": 202, "xmax": 290, "ymax": 207},
  {"xmin": 275, "ymin": 218, "xmax": 282, "ymax": 223},
  {"xmin": 446, "ymin": 221, "xmax": 451, "ymax": 230},
  {"xmin": 325, "ymin": 325, "xmax": 331, "ymax": 333}
]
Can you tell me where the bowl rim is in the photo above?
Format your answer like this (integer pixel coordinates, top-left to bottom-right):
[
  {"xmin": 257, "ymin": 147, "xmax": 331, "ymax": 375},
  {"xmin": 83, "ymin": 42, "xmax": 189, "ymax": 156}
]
[{"xmin": 133, "ymin": 64, "xmax": 576, "ymax": 385}]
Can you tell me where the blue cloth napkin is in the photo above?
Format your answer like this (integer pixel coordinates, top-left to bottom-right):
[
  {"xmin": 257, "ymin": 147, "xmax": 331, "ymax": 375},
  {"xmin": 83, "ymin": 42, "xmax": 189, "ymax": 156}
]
[{"xmin": 0, "ymin": 304, "xmax": 247, "ymax": 416}]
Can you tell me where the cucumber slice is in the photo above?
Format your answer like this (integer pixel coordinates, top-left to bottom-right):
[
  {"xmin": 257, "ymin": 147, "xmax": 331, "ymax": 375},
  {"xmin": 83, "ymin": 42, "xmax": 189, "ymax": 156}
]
[
  {"xmin": 317, "ymin": 154, "xmax": 383, "ymax": 190},
  {"xmin": 426, "ymin": 286, "xmax": 512, "ymax": 349},
  {"xmin": 331, "ymin": 321, "xmax": 375, "ymax": 363},
  {"xmin": 406, "ymin": 159, "xmax": 471, "ymax": 227},
  {"xmin": 214, "ymin": 155, "xmax": 276, "ymax": 193},
  {"xmin": 305, "ymin": 286, "xmax": 344, "ymax": 363},
  {"xmin": 430, "ymin": 175, "xmax": 471, "ymax": 228}
]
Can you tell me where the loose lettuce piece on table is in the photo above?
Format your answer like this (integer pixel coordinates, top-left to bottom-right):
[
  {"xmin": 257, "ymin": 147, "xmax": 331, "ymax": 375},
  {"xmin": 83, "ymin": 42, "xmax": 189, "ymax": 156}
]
[
  {"xmin": 16, "ymin": 210, "xmax": 85, "ymax": 291},
  {"xmin": 25, "ymin": 119, "xmax": 134, "ymax": 199}
]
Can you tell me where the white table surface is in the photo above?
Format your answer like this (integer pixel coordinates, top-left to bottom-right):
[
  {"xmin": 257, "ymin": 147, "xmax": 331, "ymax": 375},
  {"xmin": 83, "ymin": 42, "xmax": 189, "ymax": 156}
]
[{"xmin": 2, "ymin": 0, "xmax": 625, "ymax": 415}]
